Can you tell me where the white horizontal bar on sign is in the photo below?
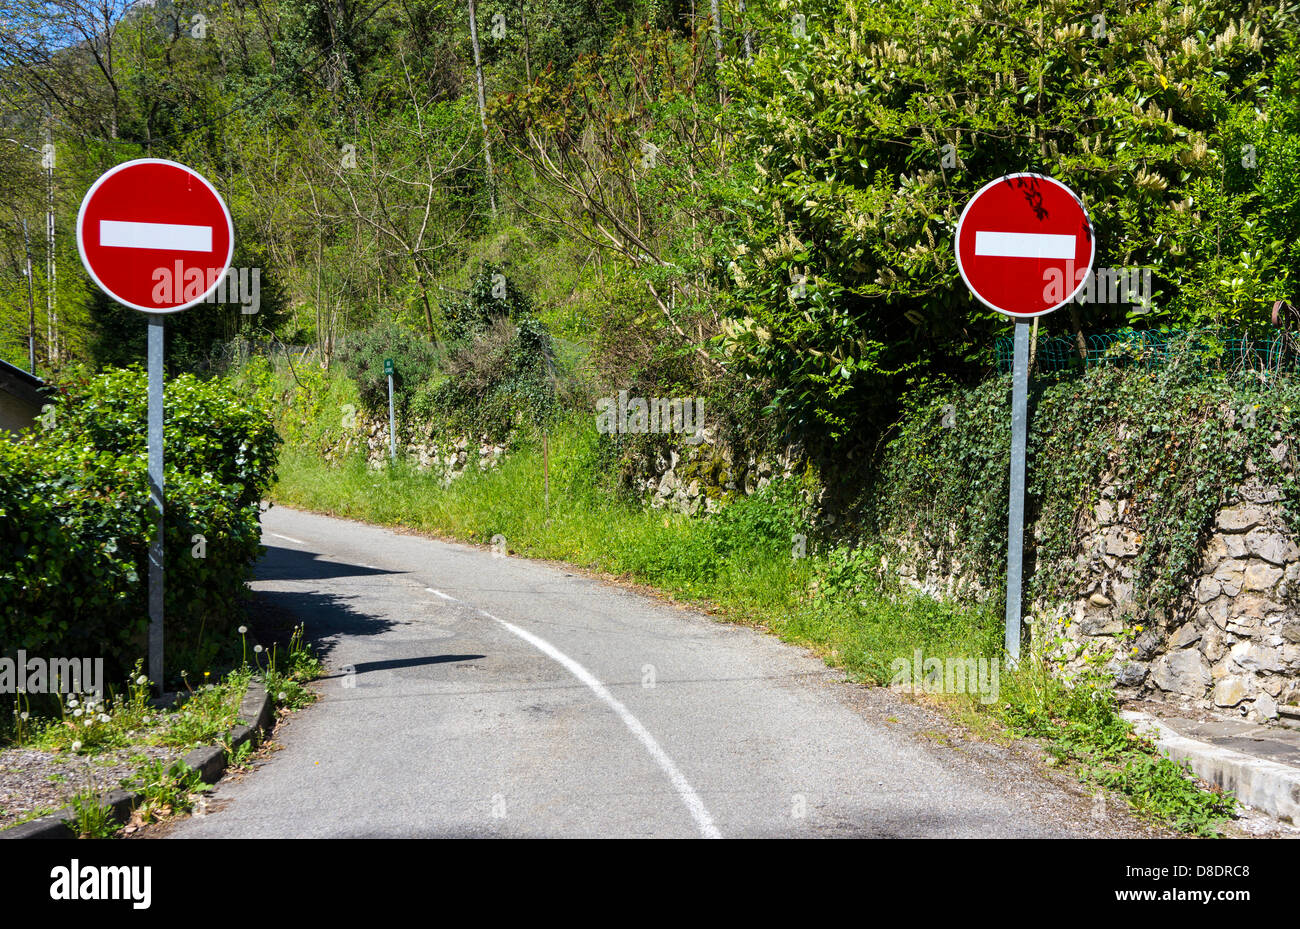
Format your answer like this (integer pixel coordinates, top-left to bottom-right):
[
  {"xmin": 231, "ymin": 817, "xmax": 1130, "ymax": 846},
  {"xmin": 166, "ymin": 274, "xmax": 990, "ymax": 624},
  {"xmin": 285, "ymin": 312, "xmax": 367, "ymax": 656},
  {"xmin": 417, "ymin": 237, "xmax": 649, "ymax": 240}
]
[
  {"xmin": 974, "ymin": 230, "xmax": 1075, "ymax": 260},
  {"xmin": 99, "ymin": 220, "xmax": 213, "ymax": 252}
]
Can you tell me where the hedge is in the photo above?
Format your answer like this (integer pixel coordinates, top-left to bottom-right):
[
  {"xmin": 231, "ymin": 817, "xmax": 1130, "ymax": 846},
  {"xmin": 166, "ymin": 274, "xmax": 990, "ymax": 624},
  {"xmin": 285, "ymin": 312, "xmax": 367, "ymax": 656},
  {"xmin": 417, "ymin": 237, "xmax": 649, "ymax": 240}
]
[{"xmin": 0, "ymin": 367, "xmax": 280, "ymax": 680}]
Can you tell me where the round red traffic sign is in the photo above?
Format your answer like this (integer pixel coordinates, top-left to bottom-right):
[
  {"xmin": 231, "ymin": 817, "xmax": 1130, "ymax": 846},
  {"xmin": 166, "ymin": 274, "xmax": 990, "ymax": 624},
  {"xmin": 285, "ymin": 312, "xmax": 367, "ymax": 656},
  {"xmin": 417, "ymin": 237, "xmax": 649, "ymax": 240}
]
[
  {"xmin": 76, "ymin": 159, "xmax": 234, "ymax": 314},
  {"xmin": 955, "ymin": 173, "xmax": 1094, "ymax": 317}
]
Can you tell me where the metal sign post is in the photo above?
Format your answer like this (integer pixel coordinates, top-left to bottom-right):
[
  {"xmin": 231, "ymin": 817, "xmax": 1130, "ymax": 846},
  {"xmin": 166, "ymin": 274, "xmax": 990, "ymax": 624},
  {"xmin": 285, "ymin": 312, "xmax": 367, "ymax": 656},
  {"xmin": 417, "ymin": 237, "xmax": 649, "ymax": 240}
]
[
  {"xmin": 385, "ymin": 358, "xmax": 396, "ymax": 463},
  {"xmin": 1004, "ymin": 321, "xmax": 1030, "ymax": 665},
  {"xmin": 147, "ymin": 316, "xmax": 165, "ymax": 686},
  {"xmin": 954, "ymin": 173, "xmax": 1095, "ymax": 664}
]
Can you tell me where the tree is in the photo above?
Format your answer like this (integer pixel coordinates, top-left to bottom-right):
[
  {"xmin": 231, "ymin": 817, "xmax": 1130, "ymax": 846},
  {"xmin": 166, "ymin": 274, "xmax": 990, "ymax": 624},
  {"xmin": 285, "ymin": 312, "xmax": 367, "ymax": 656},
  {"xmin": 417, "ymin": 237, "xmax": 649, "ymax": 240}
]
[
  {"xmin": 717, "ymin": 0, "xmax": 1299, "ymax": 441},
  {"xmin": 467, "ymin": 0, "xmax": 497, "ymax": 216}
]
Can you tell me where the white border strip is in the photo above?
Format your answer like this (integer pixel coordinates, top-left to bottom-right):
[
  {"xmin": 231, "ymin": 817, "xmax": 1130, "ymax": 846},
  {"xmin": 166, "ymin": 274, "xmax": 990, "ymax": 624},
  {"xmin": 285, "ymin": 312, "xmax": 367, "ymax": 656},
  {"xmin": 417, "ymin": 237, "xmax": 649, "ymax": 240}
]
[{"xmin": 1123, "ymin": 711, "xmax": 1300, "ymax": 823}]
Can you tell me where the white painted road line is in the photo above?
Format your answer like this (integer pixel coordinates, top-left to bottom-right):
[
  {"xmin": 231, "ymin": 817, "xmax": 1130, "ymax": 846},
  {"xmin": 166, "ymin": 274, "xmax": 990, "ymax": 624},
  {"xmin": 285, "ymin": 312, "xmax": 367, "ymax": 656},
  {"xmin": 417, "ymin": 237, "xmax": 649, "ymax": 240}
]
[
  {"xmin": 974, "ymin": 230, "xmax": 1075, "ymax": 259},
  {"xmin": 100, "ymin": 219, "xmax": 213, "ymax": 252},
  {"xmin": 482, "ymin": 610, "xmax": 722, "ymax": 839},
  {"xmin": 268, "ymin": 532, "xmax": 307, "ymax": 545},
  {"xmin": 426, "ymin": 585, "xmax": 719, "ymax": 837}
]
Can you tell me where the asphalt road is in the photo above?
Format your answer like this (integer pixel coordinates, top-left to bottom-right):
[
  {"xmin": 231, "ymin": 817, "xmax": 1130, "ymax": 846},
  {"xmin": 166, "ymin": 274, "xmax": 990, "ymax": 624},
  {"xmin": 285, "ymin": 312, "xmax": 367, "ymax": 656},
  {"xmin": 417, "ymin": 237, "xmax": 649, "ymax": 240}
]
[{"xmin": 166, "ymin": 505, "xmax": 1125, "ymax": 838}]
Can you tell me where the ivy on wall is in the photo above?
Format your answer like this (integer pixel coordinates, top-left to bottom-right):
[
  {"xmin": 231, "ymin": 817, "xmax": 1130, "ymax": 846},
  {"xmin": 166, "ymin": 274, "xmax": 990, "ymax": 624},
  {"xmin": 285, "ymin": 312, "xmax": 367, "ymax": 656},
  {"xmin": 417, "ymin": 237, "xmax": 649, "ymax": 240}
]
[{"xmin": 874, "ymin": 337, "xmax": 1300, "ymax": 618}]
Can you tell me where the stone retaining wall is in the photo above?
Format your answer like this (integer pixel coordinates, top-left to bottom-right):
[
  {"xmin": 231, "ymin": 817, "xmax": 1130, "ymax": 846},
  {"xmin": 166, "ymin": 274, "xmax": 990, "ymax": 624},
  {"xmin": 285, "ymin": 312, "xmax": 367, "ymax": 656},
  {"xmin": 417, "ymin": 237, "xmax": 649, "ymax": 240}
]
[
  {"xmin": 620, "ymin": 427, "xmax": 805, "ymax": 515},
  {"xmin": 626, "ymin": 432, "xmax": 1299, "ymax": 721},
  {"xmin": 326, "ymin": 412, "xmax": 506, "ymax": 483},
  {"xmin": 887, "ymin": 477, "xmax": 1300, "ymax": 722}
]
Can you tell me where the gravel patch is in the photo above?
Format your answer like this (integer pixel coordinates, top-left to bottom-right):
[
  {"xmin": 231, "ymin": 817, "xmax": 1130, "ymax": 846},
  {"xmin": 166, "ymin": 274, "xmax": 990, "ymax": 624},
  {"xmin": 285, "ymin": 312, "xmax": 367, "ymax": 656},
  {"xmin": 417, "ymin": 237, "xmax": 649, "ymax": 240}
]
[{"xmin": 0, "ymin": 745, "xmax": 181, "ymax": 831}]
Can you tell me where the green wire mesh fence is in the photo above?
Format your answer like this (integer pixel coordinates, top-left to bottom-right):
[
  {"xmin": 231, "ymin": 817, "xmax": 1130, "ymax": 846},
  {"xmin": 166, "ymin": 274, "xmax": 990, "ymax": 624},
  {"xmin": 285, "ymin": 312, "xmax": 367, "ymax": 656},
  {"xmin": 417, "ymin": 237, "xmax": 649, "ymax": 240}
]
[{"xmin": 994, "ymin": 329, "xmax": 1300, "ymax": 378}]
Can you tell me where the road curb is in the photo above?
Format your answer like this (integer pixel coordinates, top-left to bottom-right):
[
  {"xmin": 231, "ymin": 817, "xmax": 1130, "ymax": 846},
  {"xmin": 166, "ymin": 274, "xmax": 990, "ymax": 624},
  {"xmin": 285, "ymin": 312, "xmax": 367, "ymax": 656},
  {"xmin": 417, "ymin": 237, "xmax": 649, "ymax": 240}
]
[
  {"xmin": 1, "ymin": 678, "xmax": 275, "ymax": 840},
  {"xmin": 1122, "ymin": 710, "xmax": 1300, "ymax": 824}
]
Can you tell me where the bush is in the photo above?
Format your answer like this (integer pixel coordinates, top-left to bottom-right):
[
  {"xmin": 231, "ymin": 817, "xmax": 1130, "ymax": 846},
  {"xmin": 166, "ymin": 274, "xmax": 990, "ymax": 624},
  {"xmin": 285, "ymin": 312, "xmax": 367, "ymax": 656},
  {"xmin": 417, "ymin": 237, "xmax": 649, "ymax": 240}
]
[
  {"xmin": 411, "ymin": 266, "xmax": 562, "ymax": 443},
  {"xmin": 719, "ymin": 0, "xmax": 1300, "ymax": 440},
  {"xmin": 0, "ymin": 367, "xmax": 280, "ymax": 681},
  {"xmin": 439, "ymin": 261, "xmax": 538, "ymax": 344},
  {"xmin": 337, "ymin": 322, "xmax": 442, "ymax": 416}
]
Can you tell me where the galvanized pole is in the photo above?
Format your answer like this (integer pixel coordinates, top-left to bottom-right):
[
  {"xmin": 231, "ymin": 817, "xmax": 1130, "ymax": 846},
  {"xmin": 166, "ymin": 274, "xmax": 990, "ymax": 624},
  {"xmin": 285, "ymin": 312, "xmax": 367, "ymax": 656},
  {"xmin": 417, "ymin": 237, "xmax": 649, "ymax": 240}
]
[
  {"xmin": 147, "ymin": 315, "xmax": 165, "ymax": 690},
  {"xmin": 1004, "ymin": 320, "xmax": 1030, "ymax": 665},
  {"xmin": 22, "ymin": 219, "xmax": 36, "ymax": 374},
  {"xmin": 387, "ymin": 372, "xmax": 397, "ymax": 463},
  {"xmin": 45, "ymin": 125, "xmax": 55, "ymax": 365}
]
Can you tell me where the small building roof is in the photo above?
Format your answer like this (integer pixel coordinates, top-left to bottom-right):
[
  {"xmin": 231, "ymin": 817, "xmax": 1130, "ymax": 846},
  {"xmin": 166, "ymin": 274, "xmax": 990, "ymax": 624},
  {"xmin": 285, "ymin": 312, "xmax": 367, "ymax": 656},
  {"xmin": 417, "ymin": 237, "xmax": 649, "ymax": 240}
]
[{"xmin": 0, "ymin": 358, "xmax": 49, "ymax": 409}]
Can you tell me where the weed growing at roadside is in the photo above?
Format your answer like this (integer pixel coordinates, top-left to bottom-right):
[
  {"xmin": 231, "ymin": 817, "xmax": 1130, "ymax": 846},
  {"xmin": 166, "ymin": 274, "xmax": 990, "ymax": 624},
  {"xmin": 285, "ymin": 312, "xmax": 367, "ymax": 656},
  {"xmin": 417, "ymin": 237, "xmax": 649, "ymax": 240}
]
[
  {"xmin": 1000, "ymin": 661, "xmax": 1234, "ymax": 836},
  {"xmin": 261, "ymin": 624, "xmax": 322, "ymax": 710},
  {"xmin": 68, "ymin": 789, "xmax": 117, "ymax": 839},
  {"xmin": 125, "ymin": 759, "xmax": 210, "ymax": 824},
  {"xmin": 159, "ymin": 669, "xmax": 250, "ymax": 749}
]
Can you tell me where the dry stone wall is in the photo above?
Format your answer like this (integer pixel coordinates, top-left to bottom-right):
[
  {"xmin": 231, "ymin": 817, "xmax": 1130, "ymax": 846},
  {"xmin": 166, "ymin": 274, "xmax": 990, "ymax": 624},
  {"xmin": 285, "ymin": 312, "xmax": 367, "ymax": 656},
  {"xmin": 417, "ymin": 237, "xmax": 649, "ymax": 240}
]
[
  {"xmin": 325, "ymin": 412, "xmax": 507, "ymax": 484},
  {"xmin": 626, "ymin": 433, "xmax": 1299, "ymax": 722},
  {"xmin": 886, "ymin": 475, "xmax": 1300, "ymax": 723},
  {"xmin": 621, "ymin": 426, "xmax": 805, "ymax": 515}
]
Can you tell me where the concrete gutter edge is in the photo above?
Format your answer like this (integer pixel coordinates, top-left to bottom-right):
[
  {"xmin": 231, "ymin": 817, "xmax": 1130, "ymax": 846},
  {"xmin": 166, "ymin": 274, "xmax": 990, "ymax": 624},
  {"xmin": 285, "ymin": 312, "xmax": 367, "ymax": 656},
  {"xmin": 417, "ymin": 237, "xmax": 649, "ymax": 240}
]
[
  {"xmin": 1, "ymin": 678, "xmax": 275, "ymax": 839},
  {"xmin": 1122, "ymin": 710, "xmax": 1300, "ymax": 825}
]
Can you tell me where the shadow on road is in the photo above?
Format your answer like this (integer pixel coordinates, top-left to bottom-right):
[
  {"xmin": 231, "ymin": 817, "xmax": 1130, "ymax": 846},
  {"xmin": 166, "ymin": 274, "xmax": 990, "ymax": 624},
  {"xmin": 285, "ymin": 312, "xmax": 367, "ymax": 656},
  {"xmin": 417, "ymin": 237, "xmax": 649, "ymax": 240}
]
[
  {"xmin": 247, "ymin": 586, "xmax": 399, "ymax": 664},
  {"xmin": 255, "ymin": 544, "xmax": 402, "ymax": 582},
  {"xmin": 319, "ymin": 655, "xmax": 486, "ymax": 679}
]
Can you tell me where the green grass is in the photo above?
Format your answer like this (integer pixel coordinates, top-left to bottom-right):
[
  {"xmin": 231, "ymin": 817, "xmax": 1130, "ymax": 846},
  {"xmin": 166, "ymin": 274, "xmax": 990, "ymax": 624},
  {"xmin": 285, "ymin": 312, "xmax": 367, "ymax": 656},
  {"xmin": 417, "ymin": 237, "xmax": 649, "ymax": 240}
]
[{"xmin": 271, "ymin": 416, "xmax": 1234, "ymax": 835}]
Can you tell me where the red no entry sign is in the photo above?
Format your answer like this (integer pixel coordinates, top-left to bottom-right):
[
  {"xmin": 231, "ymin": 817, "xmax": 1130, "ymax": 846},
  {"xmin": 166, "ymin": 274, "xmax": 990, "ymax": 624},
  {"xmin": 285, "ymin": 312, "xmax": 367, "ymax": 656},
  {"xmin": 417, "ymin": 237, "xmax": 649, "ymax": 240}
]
[
  {"xmin": 76, "ymin": 159, "xmax": 234, "ymax": 314},
  {"xmin": 955, "ymin": 173, "xmax": 1094, "ymax": 317}
]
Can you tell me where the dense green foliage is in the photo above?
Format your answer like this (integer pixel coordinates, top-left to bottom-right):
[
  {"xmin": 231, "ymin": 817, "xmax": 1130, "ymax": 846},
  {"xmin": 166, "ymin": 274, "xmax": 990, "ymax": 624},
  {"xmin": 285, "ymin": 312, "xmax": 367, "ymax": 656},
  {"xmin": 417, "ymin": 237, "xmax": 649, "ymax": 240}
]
[
  {"xmin": 337, "ymin": 322, "xmax": 444, "ymax": 416},
  {"xmin": 0, "ymin": 368, "xmax": 279, "ymax": 679},
  {"xmin": 415, "ymin": 314, "xmax": 561, "ymax": 441},
  {"xmin": 417, "ymin": 267, "xmax": 561, "ymax": 440},
  {"xmin": 3, "ymin": 0, "xmax": 1298, "ymax": 454},
  {"xmin": 438, "ymin": 261, "xmax": 538, "ymax": 344},
  {"xmin": 720, "ymin": 0, "xmax": 1300, "ymax": 436},
  {"xmin": 332, "ymin": 263, "xmax": 562, "ymax": 439}
]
